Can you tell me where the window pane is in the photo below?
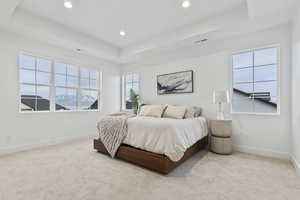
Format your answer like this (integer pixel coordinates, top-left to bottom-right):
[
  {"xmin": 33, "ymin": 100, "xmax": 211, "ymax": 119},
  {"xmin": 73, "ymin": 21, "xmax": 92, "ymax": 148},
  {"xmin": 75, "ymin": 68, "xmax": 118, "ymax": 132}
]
[
  {"xmin": 254, "ymin": 81, "xmax": 277, "ymax": 101},
  {"xmin": 20, "ymin": 69, "xmax": 35, "ymax": 84},
  {"xmin": 67, "ymin": 76, "xmax": 78, "ymax": 87},
  {"xmin": 65, "ymin": 89, "xmax": 77, "ymax": 110},
  {"xmin": 36, "ymin": 86, "xmax": 50, "ymax": 111},
  {"xmin": 79, "ymin": 90, "xmax": 89, "ymax": 109},
  {"xmin": 90, "ymin": 79, "xmax": 98, "ymax": 89},
  {"xmin": 80, "ymin": 68, "xmax": 89, "ymax": 78},
  {"xmin": 89, "ymin": 91, "xmax": 98, "ymax": 110},
  {"xmin": 233, "ymin": 52, "xmax": 253, "ymax": 68},
  {"xmin": 232, "ymin": 95, "xmax": 254, "ymax": 113},
  {"xmin": 90, "ymin": 70, "xmax": 98, "ymax": 80},
  {"xmin": 37, "ymin": 72, "xmax": 51, "ymax": 85},
  {"xmin": 126, "ymin": 73, "xmax": 133, "ymax": 83},
  {"xmin": 126, "ymin": 85, "xmax": 132, "ymax": 101},
  {"xmin": 80, "ymin": 78, "xmax": 89, "ymax": 89},
  {"xmin": 80, "ymin": 90, "xmax": 98, "ymax": 110},
  {"xmin": 253, "ymin": 101, "xmax": 277, "ymax": 114},
  {"xmin": 132, "ymin": 83, "xmax": 139, "ymax": 94},
  {"xmin": 254, "ymin": 48, "xmax": 277, "ymax": 66},
  {"xmin": 55, "ymin": 62, "xmax": 67, "ymax": 75},
  {"xmin": 20, "ymin": 84, "xmax": 35, "ymax": 97},
  {"xmin": 37, "ymin": 58, "xmax": 51, "ymax": 72},
  {"xmin": 55, "ymin": 74, "xmax": 66, "ymax": 86},
  {"xmin": 254, "ymin": 65, "xmax": 277, "ymax": 82},
  {"xmin": 21, "ymin": 98, "xmax": 36, "ymax": 111},
  {"xmin": 55, "ymin": 88, "xmax": 66, "ymax": 110},
  {"xmin": 20, "ymin": 55, "xmax": 35, "ymax": 70},
  {"xmin": 36, "ymin": 99, "xmax": 50, "ymax": 111},
  {"xmin": 67, "ymin": 65, "xmax": 78, "ymax": 76},
  {"xmin": 233, "ymin": 68, "xmax": 253, "ymax": 83},
  {"xmin": 132, "ymin": 73, "xmax": 139, "ymax": 82},
  {"xmin": 37, "ymin": 86, "xmax": 49, "ymax": 99},
  {"xmin": 55, "ymin": 88, "xmax": 76, "ymax": 110},
  {"xmin": 233, "ymin": 83, "xmax": 253, "ymax": 94}
]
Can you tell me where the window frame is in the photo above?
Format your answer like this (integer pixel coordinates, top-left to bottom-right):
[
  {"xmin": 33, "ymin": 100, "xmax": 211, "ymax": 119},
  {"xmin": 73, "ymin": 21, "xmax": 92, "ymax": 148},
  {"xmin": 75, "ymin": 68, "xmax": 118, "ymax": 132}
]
[
  {"xmin": 121, "ymin": 72, "xmax": 140, "ymax": 111},
  {"xmin": 230, "ymin": 45, "xmax": 281, "ymax": 116},
  {"xmin": 18, "ymin": 52, "xmax": 102, "ymax": 113}
]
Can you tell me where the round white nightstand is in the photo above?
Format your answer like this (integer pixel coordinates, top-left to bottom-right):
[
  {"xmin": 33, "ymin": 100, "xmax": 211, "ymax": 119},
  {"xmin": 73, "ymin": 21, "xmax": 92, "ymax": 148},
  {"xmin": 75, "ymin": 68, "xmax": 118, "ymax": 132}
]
[{"xmin": 210, "ymin": 120, "xmax": 233, "ymax": 155}]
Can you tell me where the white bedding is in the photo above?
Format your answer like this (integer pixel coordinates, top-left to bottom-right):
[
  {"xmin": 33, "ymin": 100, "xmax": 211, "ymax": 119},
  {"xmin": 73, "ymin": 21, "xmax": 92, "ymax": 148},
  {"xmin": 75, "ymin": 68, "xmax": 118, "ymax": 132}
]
[{"xmin": 123, "ymin": 116, "xmax": 208, "ymax": 162}]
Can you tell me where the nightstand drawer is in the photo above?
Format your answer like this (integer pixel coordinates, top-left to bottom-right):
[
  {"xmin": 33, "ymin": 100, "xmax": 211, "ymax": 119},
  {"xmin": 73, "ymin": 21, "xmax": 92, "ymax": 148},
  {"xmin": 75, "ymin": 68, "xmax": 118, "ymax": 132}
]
[{"xmin": 210, "ymin": 136, "xmax": 233, "ymax": 155}]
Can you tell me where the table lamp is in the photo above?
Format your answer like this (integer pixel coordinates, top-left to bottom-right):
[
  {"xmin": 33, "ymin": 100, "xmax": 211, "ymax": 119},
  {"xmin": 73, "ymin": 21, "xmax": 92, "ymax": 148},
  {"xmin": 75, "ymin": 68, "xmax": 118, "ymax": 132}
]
[{"xmin": 213, "ymin": 90, "xmax": 230, "ymax": 120}]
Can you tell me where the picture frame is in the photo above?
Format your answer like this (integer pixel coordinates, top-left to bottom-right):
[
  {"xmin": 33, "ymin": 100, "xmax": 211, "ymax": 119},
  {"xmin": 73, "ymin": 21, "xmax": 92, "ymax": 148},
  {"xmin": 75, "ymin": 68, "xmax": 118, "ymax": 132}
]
[{"xmin": 157, "ymin": 70, "xmax": 193, "ymax": 95}]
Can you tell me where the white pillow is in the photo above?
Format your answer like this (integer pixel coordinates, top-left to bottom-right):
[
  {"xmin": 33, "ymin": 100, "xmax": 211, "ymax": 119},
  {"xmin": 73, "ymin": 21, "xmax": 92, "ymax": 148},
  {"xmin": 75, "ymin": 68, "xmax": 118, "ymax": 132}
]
[
  {"xmin": 184, "ymin": 106, "xmax": 202, "ymax": 118},
  {"xmin": 163, "ymin": 105, "xmax": 187, "ymax": 119},
  {"xmin": 139, "ymin": 105, "xmax": 167, "ymax": 118}
]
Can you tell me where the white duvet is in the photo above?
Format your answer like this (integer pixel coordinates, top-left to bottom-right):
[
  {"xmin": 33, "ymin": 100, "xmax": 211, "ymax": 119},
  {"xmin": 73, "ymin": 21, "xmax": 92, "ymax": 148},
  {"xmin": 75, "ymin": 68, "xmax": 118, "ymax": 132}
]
[{"xmin": 123, "ymin": 116, "xmax": 208, "ymax": 162}]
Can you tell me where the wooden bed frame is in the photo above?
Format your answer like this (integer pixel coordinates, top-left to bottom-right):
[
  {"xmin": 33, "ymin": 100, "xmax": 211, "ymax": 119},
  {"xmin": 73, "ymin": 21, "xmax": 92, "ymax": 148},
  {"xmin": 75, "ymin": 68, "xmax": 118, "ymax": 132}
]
[{"xmin": 94, "ymin": 136, "xmax": 208, "ymax": 174}]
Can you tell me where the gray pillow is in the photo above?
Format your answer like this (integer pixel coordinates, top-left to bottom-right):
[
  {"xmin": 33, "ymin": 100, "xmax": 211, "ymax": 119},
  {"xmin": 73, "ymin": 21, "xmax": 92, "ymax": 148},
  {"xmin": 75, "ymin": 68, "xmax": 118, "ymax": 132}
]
[{"xmin": 184, "ymin": 106, "xmax": 202, "ymax": 118}]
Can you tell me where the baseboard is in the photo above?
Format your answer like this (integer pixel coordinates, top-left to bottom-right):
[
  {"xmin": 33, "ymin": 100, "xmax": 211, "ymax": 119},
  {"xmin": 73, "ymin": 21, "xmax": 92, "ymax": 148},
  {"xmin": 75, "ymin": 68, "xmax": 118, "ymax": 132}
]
[
  {"xmin": 0, "ymin": 134, "xmax": 98, "ymax": 156},
  {"xmin": 291, "ymin": 156, "xmax": 300, "ymax": 176},
  {"xmin": 233, "ymin": 144, "xmax": 290, "ymax": 160}
]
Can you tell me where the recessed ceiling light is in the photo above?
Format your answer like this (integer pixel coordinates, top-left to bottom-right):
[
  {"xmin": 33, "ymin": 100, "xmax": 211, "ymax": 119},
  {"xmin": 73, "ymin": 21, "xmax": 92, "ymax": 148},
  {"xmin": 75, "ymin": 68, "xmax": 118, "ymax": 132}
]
[
  {"xmin": 64, "ymin": 0, "xmax": 73, "ymax": 9},
  {"xmin": 182, "ymin": 1, "xmax": 191, "ymax": 8},
  {"xmin": 120, "ymin": 30, "xmax": 126, "ymax": 36}
]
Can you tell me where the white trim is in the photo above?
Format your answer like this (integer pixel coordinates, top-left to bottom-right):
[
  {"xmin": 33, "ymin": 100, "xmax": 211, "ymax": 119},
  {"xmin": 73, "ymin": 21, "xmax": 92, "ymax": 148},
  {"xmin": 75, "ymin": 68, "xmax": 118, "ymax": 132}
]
[
  {"xmin": 291, "ymin": 156, "xmax": 300, "ymax": 176},
  {"xmin": 233, "ymin": 144, "xmax": 290, "ymax": 160},
  {"xmin": 0, "ymin": 134, "xmax": 97, "ymax": 156}
]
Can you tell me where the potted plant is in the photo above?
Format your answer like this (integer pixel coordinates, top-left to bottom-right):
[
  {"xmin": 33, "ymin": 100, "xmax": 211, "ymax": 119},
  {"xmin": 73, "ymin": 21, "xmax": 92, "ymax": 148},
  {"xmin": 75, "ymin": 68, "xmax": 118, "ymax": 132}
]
[{"xmin": 130, "ymin": 89, "xmax": 140, "ymax": 114}]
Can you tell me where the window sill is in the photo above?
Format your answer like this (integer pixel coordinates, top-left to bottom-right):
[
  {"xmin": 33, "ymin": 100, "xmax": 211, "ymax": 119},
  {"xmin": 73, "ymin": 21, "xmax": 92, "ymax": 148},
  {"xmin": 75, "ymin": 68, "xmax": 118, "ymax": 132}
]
[
  {"xmin": 231, "ymin": 112, "xmax": 280, "ymax": 116},
  {"xmin": 19, "ymin": 109, "xmax": 101, "ymax": 114}
]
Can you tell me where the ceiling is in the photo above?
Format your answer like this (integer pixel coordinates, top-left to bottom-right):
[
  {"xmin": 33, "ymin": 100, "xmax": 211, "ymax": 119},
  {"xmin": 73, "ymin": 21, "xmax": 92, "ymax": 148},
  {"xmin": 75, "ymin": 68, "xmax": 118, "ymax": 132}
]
[
  {"xmin": 0, "ymin": 0, "xmax": 298, "ymax": 64},
  {"xmin": 19, "ymin": 0, "xmax": 245, "ymax": 48}
]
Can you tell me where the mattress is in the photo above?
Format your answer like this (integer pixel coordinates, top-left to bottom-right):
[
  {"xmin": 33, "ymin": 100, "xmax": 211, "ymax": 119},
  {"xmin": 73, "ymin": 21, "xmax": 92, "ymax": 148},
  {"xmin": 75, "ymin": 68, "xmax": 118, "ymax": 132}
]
[{"xmin": 123, "ymin": 116, "xmax": 208, "ymax": 162}]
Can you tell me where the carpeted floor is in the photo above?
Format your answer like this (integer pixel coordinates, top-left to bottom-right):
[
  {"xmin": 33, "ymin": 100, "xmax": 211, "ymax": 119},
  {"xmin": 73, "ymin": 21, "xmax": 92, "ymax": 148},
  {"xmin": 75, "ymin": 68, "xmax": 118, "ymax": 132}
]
[{"xmin": 0, "ymin": 139, "xmax": 300, "ymax": 200}]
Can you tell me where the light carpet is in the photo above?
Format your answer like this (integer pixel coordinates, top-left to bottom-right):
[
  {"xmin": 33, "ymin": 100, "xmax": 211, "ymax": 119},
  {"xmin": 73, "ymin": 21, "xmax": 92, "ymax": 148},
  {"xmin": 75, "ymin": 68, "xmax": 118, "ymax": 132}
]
[{"xmin": 0, "ymin": 139, "xmax": 300, "ymax": 200}]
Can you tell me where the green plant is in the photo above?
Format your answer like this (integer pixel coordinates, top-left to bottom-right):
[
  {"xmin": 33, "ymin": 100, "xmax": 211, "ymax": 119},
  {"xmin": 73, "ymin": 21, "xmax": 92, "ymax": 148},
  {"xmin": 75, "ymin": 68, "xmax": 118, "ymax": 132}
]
[{"xmin": 130, "ymin": 89, "xmax": 139, "ymax": 114}]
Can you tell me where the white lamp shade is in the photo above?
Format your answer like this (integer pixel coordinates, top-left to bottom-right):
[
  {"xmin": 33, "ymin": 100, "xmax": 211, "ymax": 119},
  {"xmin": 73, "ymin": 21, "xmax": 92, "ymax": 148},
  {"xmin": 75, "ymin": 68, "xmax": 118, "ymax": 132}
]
[{"xmin": 213, "ymin": 90, "xmax": 230, "ymax": 104}]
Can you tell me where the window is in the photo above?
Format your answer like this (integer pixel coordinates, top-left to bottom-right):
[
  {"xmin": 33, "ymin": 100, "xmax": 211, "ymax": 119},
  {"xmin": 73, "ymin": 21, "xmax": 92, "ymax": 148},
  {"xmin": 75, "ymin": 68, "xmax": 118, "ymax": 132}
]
[
  {"xmin": 54, "ymin": 62, "xmax": 79, "ymax": 111},
  {"xmin": 20, "ymin": 55, "xmax": 51, "ymax": 112},
  {"xmin": 79, "ymin": 68, "xmax": 100, "ymax": 110},
  {"xmin": 232, "ymin": 46, "xmax": 279, "ymax": 114},
  {"xmin": 122, "ymin": 72, "xmax": 139, "ymax": 110},
  {"xmin": 19, "ymin": 53, "xmax": 101, "ymax": 112},
  {"xmin": 54, "ymin": 63, "xmax": 100, "ymax": 111}
]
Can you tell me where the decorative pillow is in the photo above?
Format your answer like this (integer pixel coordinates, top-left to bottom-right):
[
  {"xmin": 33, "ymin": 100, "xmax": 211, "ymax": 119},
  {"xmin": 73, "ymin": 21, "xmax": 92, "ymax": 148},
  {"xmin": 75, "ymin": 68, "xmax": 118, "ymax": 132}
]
[
  {"xmin": 163, "ymin": 105, "xmax": 187, "ymax": 119},
  {"xmin": 139, "ymin": 105, "xmax": 167, "ymax": 118},
  {"xmin": 184, "ymin": 106, "xmax": 202, "ymax": 118}
]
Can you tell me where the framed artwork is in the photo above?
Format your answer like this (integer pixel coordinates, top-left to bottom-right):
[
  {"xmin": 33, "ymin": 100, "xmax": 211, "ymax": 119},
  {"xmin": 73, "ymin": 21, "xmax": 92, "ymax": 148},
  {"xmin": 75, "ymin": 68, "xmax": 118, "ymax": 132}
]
[{"xmin": 157, "ymin": 70, "xmax": 193, "ymax": 95}]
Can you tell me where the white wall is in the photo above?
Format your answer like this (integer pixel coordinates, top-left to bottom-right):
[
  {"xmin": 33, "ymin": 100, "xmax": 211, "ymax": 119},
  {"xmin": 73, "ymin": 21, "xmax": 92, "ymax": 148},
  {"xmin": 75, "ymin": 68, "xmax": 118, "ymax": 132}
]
[
  {"xmin": 123, "ymin": 25, "xmax": 291, "ymax": 159},
  {"xmin": 291, "ymin": 4, "xmax": 300, "ymax": 174},
  {"xmin": 0, "ymin": 30, "xmax": 120, "ymax": 154}
]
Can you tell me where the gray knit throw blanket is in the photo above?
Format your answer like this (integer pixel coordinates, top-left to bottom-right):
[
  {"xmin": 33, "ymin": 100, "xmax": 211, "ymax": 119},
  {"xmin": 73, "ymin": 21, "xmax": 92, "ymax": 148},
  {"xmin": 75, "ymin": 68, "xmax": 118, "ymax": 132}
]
[{"xmin": 97, "ymin": 113, "xmax": 135, "ymax": 158}]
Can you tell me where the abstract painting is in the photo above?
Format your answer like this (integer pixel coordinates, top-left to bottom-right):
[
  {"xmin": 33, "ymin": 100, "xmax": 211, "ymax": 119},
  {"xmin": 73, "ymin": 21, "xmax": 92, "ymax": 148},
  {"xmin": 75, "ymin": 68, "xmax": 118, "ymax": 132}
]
[{"xmin": 157, "ymin": 70, "xmax": 193, "ymax": 95}]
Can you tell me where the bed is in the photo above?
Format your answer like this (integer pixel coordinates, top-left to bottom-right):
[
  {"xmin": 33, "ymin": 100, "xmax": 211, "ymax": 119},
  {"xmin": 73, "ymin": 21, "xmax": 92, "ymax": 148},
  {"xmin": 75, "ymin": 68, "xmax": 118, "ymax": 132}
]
[{"xmin": 94, "ymin": 113, "xmax": 208, "ymax": 174}]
